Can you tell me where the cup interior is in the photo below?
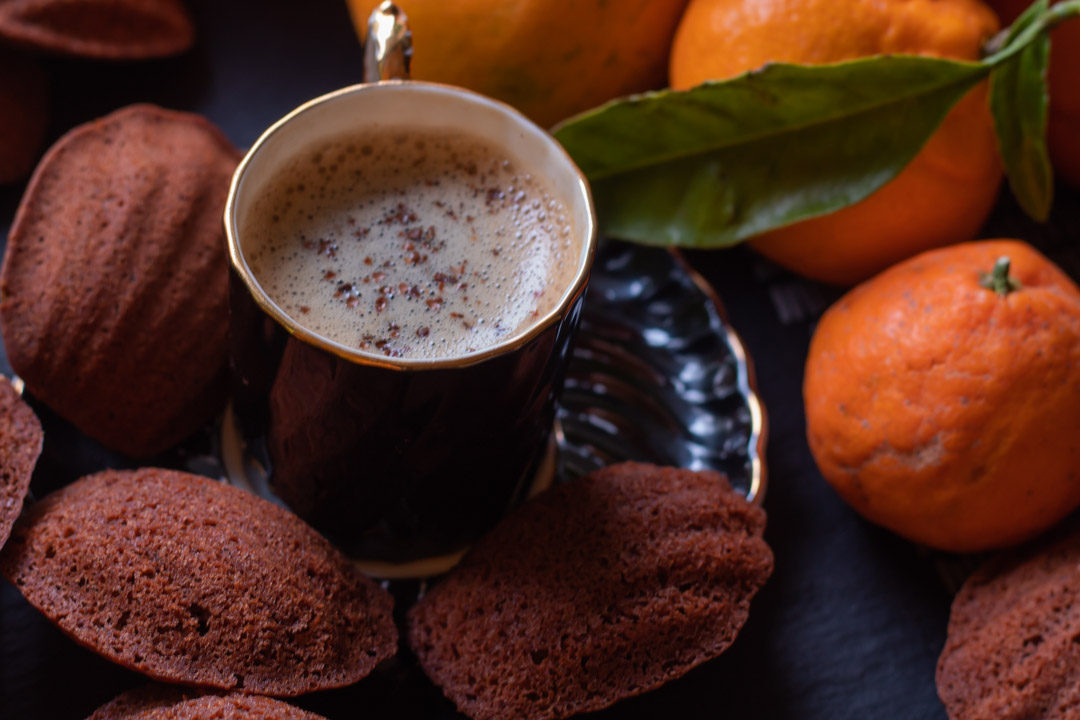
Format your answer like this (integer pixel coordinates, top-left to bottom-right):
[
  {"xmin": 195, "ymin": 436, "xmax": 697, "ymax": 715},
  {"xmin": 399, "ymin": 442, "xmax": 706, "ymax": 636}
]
[{"xmin": 226, "ymin": 81, "xmax": 596, "ymax": 369}]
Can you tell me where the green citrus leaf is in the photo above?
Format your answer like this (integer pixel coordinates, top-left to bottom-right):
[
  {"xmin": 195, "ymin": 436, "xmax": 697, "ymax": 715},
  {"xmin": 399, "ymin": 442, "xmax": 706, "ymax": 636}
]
[
  {"xmin": 552, "ymin": 0, "xmax": 1080, "ymax": 249},
  {"xmin": 990, "ymin": 0, "xmax": 1053, "ymax": 221},
  {"xmin": 554, "ymin": 57, "xmax": 987, "ymax": 247}
]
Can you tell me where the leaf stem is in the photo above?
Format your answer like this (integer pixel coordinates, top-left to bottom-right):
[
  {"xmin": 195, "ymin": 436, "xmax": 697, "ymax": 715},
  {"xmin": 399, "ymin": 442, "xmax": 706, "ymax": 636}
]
[
  {"xmin": 1047, "ymin": 0, "xmax": 1080, "ymax": 27},
  {"xmin": 984, "ymin": 1, "xmax": 1080, "ymax": 64},
  {"xmin": 979, "ymin": 256, "xmax": 1023, "ymax": 295}
]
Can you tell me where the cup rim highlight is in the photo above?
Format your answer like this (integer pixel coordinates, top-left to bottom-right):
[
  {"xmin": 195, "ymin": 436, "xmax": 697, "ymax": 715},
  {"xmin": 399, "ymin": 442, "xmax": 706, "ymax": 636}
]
[{"xmin": 224, "ymin": 80, "xmax": 598, "ymax": 371}]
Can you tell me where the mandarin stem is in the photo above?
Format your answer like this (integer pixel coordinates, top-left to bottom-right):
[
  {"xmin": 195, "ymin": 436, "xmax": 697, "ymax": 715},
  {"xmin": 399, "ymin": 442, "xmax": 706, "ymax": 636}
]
[{"xmin": 980, "ymin": 256, "xmax": 1023, "ymax": 295}]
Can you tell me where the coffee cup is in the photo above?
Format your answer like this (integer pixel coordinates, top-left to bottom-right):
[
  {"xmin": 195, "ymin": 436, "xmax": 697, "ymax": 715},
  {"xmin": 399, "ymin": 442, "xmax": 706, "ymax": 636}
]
[{"xmin": 224, "ymin": 63, "xmax": 595, "ymax": 574}]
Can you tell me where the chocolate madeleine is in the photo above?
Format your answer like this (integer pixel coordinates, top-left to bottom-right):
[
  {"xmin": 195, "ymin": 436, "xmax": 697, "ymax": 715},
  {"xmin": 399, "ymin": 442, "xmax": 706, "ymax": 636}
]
[
  {"xmin": 0, "ymin": 104, "xmax": 239, "ymax": 457},
  {"xmin": 0, "ymin": 0, "xmax": 193, "ymax": 59},
  {"xmin": 89, "ymin": 686, "xmax": 328, "ymax": 719},
  {"xmin": 408, "ymin": 461, "xmax": 774, "ymax": 720},
  {"xmin": 0, "ymin": 468, "xmax": 398, "ymax": 696},
  {"xmin": 0, "ymin": 376, "xmax": 42, "ymax": 551},
  {"xmin": 937, "ymin": 523, "xmax": 1080, "ymax": 720},
  {"xmin": 0, "ymin": 50, "xmax": 47, "ymax": 185}
]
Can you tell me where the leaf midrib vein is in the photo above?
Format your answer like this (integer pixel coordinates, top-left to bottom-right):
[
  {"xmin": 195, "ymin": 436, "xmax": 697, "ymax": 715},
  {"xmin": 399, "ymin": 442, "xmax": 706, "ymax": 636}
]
[{"xmin": 580, "ymin": 57, "xmax": 987, "ymax": 182}]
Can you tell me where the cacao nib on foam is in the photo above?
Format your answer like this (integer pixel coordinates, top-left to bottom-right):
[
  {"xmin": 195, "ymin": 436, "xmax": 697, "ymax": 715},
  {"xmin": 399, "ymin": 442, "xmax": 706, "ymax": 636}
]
[
  {"xmin": 0, "ymin": 104, "xmax": 239, "ymax": 457},
  {"xmin": 243, "ymin": 126, "xmax": 580, "ymax": 360},
  {"xmin": 408, "ymin": 462, "xmax": 774, "ymax": 720},
  {"xmin": 0, "ymin": 468, "xmax": 398, "ymax": 697}
]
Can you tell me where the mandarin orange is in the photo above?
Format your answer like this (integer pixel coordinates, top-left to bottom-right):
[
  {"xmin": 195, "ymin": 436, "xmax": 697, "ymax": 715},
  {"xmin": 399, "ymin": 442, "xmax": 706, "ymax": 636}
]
[
  {"xmin": 346, "ymin": 0, "xmax": 690, "ymax": 128},
  {"xmin": 804, "ymin": 240, "xmax": 1080, "ymax": 552},
  {"xmin": 670, "ymin": 0, "xmax": 1004, "ymax": 285}
]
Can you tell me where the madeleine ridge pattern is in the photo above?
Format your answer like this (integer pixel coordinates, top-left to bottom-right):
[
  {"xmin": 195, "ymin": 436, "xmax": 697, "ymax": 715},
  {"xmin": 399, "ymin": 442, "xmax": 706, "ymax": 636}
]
[
  {"xmin": 937, "ymin": 523, "xmax": 1080, "ymax": 720},
  {"xmin": 0, "ymin": 104, "xmax": 240, "ymax": 457},
  {"xmin": 89, "ymin": 686, "xmax": 329, "ymax": 720},
  {"xmin": 408, "ymin": 461, "xmax": 774, "ymax": 720},
  {"xmin": 0, "ymin": 0, "xmax": 194, "ymax": 59},
  {"xmin": 0, "ymin": 376, "xmax": 42, "ymax": 552},
  {"xmin": 0, "ymin": 469, "xmax": 398, "ymax": 696}
]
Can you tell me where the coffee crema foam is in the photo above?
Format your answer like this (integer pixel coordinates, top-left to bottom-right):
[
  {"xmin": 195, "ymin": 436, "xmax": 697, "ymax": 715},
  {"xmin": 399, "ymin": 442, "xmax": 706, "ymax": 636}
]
[{"xmin": 243, "ymin": 127, "xmax": 580, "ymax": 360}]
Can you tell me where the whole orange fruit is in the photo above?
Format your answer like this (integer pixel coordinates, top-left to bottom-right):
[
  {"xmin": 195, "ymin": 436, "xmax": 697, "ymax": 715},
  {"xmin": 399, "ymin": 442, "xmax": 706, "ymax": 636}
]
[
  {"xmin": 346, "ymin": 0, "xmax": 690, "ymax": 128},
  {"xmin": 988, "ymin": 0, "xmax": 1080, "ymax": 188},
  {"xmin": 804, "ymin": 240, "xmax": 1080, "ymax": 552},
  {"xmin": 669, "ymin": 0, "xmax": 1004, "ymax": 286}
]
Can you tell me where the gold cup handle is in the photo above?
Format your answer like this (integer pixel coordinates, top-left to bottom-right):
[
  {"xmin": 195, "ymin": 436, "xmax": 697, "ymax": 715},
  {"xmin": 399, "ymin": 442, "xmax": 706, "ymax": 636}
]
[{"xmin": 363, "ymin": 2, "xmax": 412, "ymax": 82}]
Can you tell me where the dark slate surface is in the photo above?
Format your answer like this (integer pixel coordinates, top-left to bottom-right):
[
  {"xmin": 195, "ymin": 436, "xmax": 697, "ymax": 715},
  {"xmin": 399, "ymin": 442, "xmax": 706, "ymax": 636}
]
[{"xmin": 1, "ymin": 1, "xmax": 1078, "ymax": 718}]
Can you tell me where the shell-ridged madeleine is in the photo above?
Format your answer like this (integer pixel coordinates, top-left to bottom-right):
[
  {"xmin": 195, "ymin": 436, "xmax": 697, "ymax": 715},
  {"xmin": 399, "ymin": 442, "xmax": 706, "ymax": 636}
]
[
  {"xmin": 0, "ymin": 104, "xmax": 239, "ymax": 457},
  {"xmin": 88, "ymin": 686, "xmax": 328, "ymax": 720},
  {"xmin": 408, "ymin": 462, "xmax": 774, "ymax": 720},
  {"xmin": 0, "ymin": 468, "xmax": 398, "ymax": 696},
  {"xmin": 937, "ymin": 522, "xmax": 1080, "ymax": 720},
  {"xmin": 0, "ymin": 0, "xmax": 194, "ymax": 59},
  {"xmin": 0, "ymin": 376, "xmax": 42, "ymax": 551}
]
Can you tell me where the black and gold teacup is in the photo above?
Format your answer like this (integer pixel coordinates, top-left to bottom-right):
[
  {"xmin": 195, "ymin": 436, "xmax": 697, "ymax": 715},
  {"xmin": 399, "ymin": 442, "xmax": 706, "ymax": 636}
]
[{"xmin": 223, "ymin": 8, "xmax": 595, "ymax": 576}]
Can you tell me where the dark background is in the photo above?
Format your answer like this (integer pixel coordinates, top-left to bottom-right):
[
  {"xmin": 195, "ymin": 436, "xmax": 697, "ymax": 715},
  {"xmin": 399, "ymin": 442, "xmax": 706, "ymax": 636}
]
[{"xmin": 2, "ymin": 1, "xmax": 1079, "ymax": 718}]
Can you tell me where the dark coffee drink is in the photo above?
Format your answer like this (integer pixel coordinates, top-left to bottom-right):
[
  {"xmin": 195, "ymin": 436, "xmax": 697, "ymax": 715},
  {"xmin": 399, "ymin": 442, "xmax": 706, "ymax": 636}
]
[
  {"xmin": 227, "ymin": 82, "xmax": 596, "ymax": 567},
  {"xmin": 243, "ymin": 126, "xmax": 580, "ymax": 360}
]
